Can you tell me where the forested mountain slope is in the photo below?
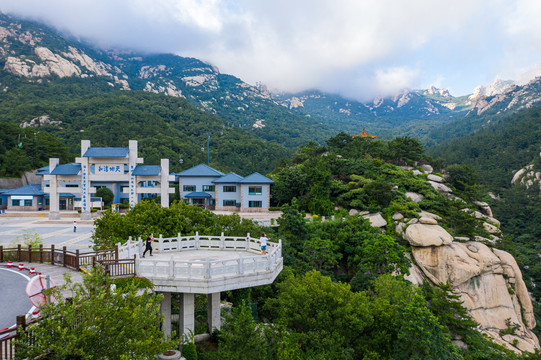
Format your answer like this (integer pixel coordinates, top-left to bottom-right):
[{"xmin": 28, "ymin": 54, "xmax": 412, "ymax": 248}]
[{"xmin": 0, "ymin": 12, "xmax": 335, "ymax": 149}]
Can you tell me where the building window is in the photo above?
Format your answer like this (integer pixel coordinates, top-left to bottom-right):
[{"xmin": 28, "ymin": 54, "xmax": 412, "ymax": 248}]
[
  {"xmin": 209, "ymin": 199, "xmax": 216, "ymax": 206},
  {"xmin": 12, "ymin": 199, "xmax": 20, "ymax": 206},
  {"xmin": 223, "ymin": 186, "xmax": 236, "ymax": 192},
  {"xmin": 203, "ymin": 185, "xmax": 215, "ymax": 191},
  {"xmin": 249, "ymin": 201, "xmax": 262, "ymax": 208},
  {"xmin": 24, "ymin": 199, "xmax": 33, "ymax": 206},
  {"xmin": 248, "ymin": 186, "xmax": 262, "ymax": 195},
  {"xmin": 183, "ymin": 185, "xmax": 196, "ymax": 192},
  {"xmin": 223, "ymin": 200, "xmax": 236, "ymax": 206},
  {"xmin": 0, "ymin": 198, "xmax": 2, "ymax": 205},
  {"xmin": 66, "ymin": 184, "xmax": 78, "ymax": 188}
]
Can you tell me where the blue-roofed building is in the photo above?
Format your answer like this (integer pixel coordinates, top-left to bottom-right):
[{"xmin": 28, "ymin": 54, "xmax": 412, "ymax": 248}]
[
  {"xmin": 42, "ymin": 140, "xmax": 175, "ymax": 220},
  {"xmin": 176, "ymin": 164, "xmax": 273, "ymax": 212},
  {"xmin": 0, "ymin": 188, "xmax": 10, "ymax": 210},
  {"xmin": 3, "ymin": 184, "xmax": 47, "ymax": 211}
]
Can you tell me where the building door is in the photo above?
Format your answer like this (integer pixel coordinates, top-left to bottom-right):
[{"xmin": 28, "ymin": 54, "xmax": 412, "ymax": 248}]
[
  {"xmin": 192, "ymin": 198, "xmax": 205, "ymax": 207},
  {"xmin": 59, "ymin": 199, "xmax": 67, "ymax": 210}
]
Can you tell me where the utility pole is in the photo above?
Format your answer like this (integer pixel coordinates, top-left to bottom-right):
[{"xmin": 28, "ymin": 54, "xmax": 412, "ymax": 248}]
[{"xmin": 206, "ymin": 134, "xmax": 210, "ymax": 165}]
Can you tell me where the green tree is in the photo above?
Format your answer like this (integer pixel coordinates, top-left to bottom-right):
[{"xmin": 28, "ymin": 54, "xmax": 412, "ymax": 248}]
[
  {"xmin": 15, "ymin": 266, "xmax": 174, "ymax": 359},
  {"xmin": 366, "ymin": 275, "xmax": 462, "ymax": 360},
  {"xmin": 388, "ymin": 136, "xmax": 424, "ymax": 165},
  {"xmin": 266, "ymin": 270, "xmax": 373, "ymax": 358},
  {"xmin": 92, "ymin": 200, "xmax": 261, "ymax": 250},
  {"xmin": 95, "ymin": 186, "xmax": 114, "ymax": 206},
  {"xmin": 212, "ymin": 302, "xmax": 267, "ymax": 360}
]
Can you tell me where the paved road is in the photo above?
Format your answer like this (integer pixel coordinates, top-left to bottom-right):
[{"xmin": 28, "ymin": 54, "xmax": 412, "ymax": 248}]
[
  {"xmin": 0, "ymin": 263, "xmax": 84, "ymax": 329},
  {"xmin": 0, "ymin": 267, "xmax": 34, "ymax": 329}
]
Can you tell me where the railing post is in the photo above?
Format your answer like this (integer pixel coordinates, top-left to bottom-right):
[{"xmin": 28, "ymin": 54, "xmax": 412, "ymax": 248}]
[
  {"xmin": 28, "ymin": 244, "xmax": 32, "ymax": 262},
  {"xmin": 39, "ymin": 244, "xmax": 43, "ymax": 263},
  {"xmin": 159, "ymin": 234, "xmax": 164, "ymax": 251},
  {"xmin": 138, "ymin": 237, "xmax": 142, "ymax": 256},
  {"xmin": 17, "ymin": 244, "xmax": 21, "ymax": 261},
  {"xmin": 133, "ymin": 254, "xmax": 137, "ymax": 276},
  {"xmin": 75, "ymin": 249, "xmax": 80, "ymax": 270},
  {"xmin": 221, "ymin": 232, "xmax": 225, "ymax": 249},
  {"xmin": 115, "ymin": 244, "xmax": 119, "ymax": 260},
  {"xmin": 0, "ymin": 245, "xmax": 3, "ymax": 263},
  {"xmin": 51, "ymin": 244, "xmax": 55, "ymax": 265},
  {"xmin": 278, "ymin": 239, "xmax": 282, "ymax": 258},
  {"xmin": 62, "ymin": 246, "xmax": 67, "ymax": 267},
  {"xmin": 195, "ymin": 231, "xmax": 200, "ymax": 249},
  {"xmin": 177, "ymin": 233, "xmax": 181, "ymax": 250},
  {"xmin": 16, "ymin": 315, "xmax": 26, "ymax": 331},
  {"xmin": 246, "ymin": 233, "xmax": 250, "ymax": 250}
]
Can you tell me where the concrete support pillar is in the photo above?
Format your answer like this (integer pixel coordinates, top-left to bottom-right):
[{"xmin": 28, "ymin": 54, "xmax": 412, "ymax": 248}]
[
  {"xmin": 160, "ymin": 292, "xmax": 172, "ymax": 337},
  {"xmin": 207, "ymin": 292, "xmax": 221, "ymax": 332},
  {"xmin": 179, "ymin": 293, "xmax": 195, "ymax": 339},
  {"xmin": 160, "ymin": 158, "xmax": 170, "ymax": 208}
]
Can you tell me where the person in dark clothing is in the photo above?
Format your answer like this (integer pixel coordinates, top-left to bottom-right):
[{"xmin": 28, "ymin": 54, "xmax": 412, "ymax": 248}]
[{"xmin": 142, "ymin": 233, "xmax": 154, "ymax": 258}]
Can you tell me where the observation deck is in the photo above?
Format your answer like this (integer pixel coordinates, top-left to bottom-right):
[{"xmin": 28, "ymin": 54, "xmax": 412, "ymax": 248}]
[{"xmin": 117, "ymin": 232, "xmax": 283, "ymax": 337}]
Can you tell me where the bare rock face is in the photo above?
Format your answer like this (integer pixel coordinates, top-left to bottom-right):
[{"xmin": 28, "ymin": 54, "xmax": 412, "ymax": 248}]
[
  {"xmin": 362, "ymin": 212, "xmax": 387, "ymax": 228},
  {"xmin": 35, "ymin": 47, "xmax": 81, "ymax": 77},
  {"xmin": 429, "ymin": 180, "xmax": 452, "ymax": 193},
  {"xmin": 411, "ymin": 241, "xmax": 539, "ymax": 353},
  {"xmin": 405, "ymin": 191, "xmax": 424, "ymax": 203},
  {"xmin": 427, "ymin": 174, "xmax": 444, "ymax": 183},
  {"xmin": 404, "ymin": 223, "xmax": 453, "ymax": 247}
]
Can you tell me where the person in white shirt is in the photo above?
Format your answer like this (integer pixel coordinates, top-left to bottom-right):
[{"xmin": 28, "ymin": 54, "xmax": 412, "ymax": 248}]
[{"xmin": 259, "ymin": 233, "xmax": 268, "ymax": 255}]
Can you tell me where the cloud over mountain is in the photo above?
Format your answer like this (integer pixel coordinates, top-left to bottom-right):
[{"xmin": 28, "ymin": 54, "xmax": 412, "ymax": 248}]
[{"xmin": 3, "ymin": 0, "xmax": 541, "ymax": 100}]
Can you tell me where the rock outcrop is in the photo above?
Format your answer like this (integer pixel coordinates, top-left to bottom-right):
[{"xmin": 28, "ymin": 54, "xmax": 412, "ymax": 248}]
[{"xmin": 407, "ymin": 233, "xmax": 539, "ymax": 352}]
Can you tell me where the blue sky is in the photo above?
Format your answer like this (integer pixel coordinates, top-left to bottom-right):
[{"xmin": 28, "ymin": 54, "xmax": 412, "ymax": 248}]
[{"xmin": 3, "ymin": 0, "xmax": 541, "ymax": 100}]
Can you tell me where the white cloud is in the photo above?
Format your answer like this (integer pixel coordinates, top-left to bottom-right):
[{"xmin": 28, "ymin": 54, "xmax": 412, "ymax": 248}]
[
  {"xmin": 374, "ymin": 67, "xmax": 420, "ymax": 97},
  {"xmin": 3, "ymin": 0, "xmax": 541, "ymax": 98}
]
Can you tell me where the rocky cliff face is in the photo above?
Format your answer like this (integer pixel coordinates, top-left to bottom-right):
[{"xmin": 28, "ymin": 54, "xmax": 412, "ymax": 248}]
[
  {"xmin": 469, "ymin": 77, "xmax": 541, "ymax": 116},
  {"xmin": 511, "ymin": 154, "xmax": 541, "ymax": 192},
  {"xmin": 393, "ymin": 167, "xmax": 539, "ymax": 353}
]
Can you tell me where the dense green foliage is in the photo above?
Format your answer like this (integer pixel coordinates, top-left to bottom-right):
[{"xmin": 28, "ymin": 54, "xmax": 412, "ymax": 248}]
[
  {"xmin": 92, "ymin": 200, "xmax": 262, "ymax": 250},
  {"xmin": 15, "ymin": 266, "xmax": 174, "ymax": 359},
  {"xmin": 0, "ymin": 122, "xmax": 72, "ymax": 177},
  {"xmin": 428, "ymin": 106, "xmax": 541, "ymax": 191},
  {"xmin": 0, "ymin": 85, "xmax": 291, "ymax": 176}
]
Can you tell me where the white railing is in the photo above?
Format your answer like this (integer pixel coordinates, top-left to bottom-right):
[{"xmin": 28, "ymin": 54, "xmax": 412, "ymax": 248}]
[{"xmin": 117, "ymin": 232, "xmax": 282, "ymax": 280}]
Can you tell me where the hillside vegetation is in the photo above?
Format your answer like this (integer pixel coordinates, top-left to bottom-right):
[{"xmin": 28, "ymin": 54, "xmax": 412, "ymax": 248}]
[
  {"xmin": 92, "ymin": 133, "xmax": 541, "ymax": 358},
  {"xmin": 0, "ymin": 80, "xmax": 292, "ymax": 177}
]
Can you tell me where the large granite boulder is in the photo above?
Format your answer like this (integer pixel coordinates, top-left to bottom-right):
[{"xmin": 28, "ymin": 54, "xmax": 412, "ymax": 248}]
[
  {"xmin": 411, "ymin": 241, "xmax": 539, "ymax": 353},
  {"xmin": 405, "ymin": 191, "xmax": 424, "ymax": 203},
  {"xmin": 363, "ymin": 212, "xmax": 387, "ymax": 228},
  {"xmin": 429, "ymin": 181, "xmax": 453, "ymax": 193},
  {"xmin": 404, "ymin": 223, "xmax": 453, "ymax": 247},
  {"xmin": 427, "ymin": 174, "xmax": 444, "ymax": 183}
]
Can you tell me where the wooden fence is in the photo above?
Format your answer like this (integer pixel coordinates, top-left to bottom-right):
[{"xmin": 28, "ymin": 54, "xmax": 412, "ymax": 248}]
[
  {"xmin": 0, "ymin": 244, "xmax": 115, "ymax": 270},
  {"xmin": 0, "ymin": 244, "xmax": 134, "ymax": 277},
  {"xmin": 0, "ymin": 315, "xmax": 33, "ymax": 360}
]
